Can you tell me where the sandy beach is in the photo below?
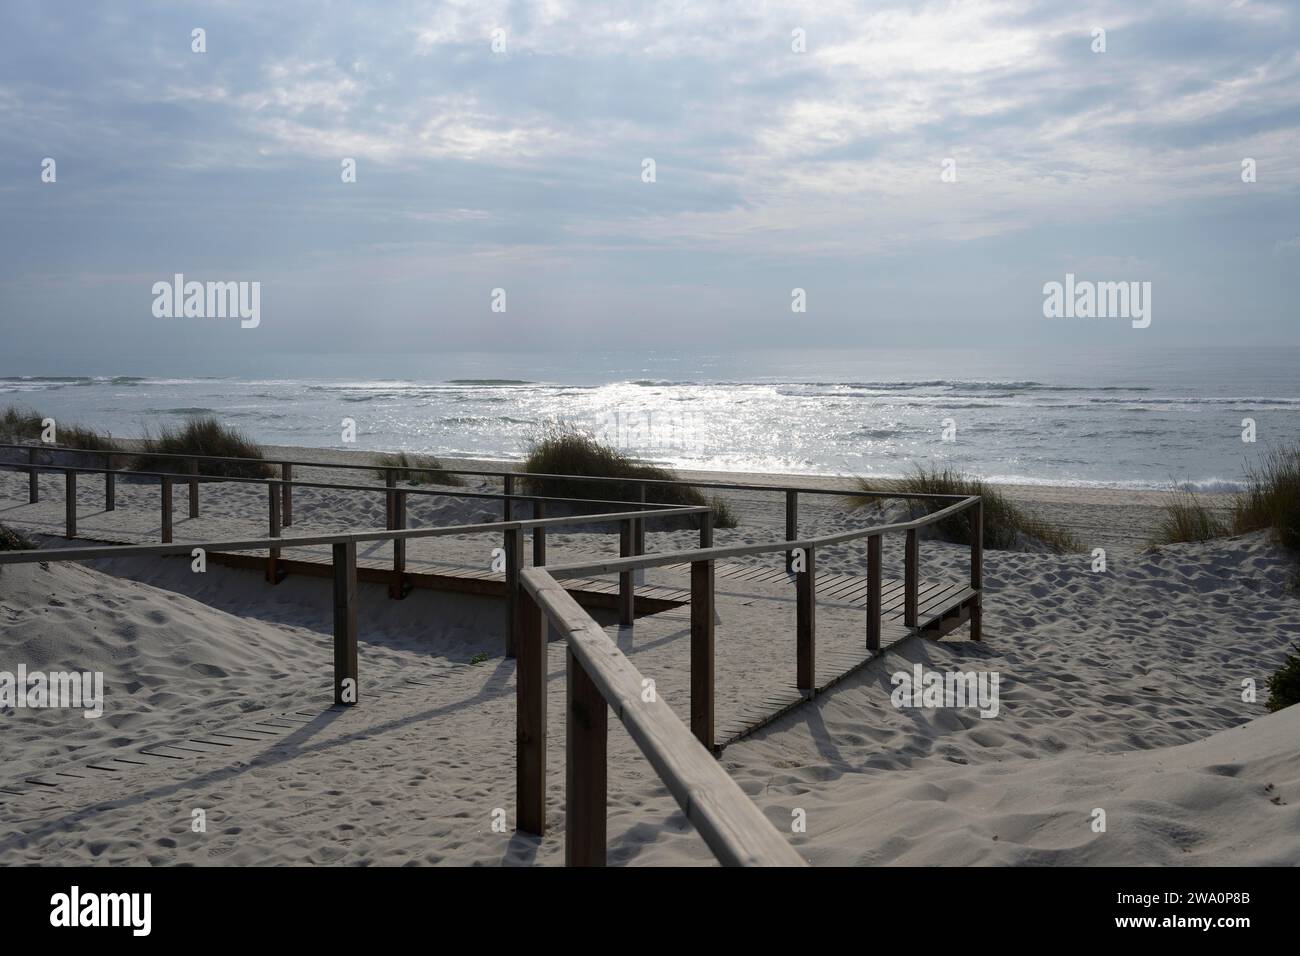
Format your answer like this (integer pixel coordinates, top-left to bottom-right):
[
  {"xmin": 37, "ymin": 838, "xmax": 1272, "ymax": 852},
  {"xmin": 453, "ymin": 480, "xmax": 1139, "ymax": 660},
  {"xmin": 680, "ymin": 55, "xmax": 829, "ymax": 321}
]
[
  {"xmin": 1, "ymin": 445, "xmax": 1296, "ymax": 866},
  {"xmin": 7, "ymin": 0, "xmax": 1300, "ymax": 926}
]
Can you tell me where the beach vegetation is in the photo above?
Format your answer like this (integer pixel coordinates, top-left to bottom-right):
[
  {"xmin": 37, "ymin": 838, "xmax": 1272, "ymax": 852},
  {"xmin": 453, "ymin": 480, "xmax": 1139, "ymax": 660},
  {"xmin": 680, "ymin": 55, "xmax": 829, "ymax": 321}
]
[
  {"xmin": 0, "ymin": 524, "xmax": 34, "ymax": 552},
  {"xmin": 134, "ymin": 416, "xmax": 272, "ymax": 479},
  {"xmin": 1152, "ymin": 446, "xmax": 1300, "ymax": 553},
  {"xmin": 1151, "ymin": 489, "xmax": 1229, "ymax": 545},
  {"xmin": 373, "ymin": 452, "xmax": 465, "ymax": 488},
  {"xmin": 0, "ymin": 405, "xmax": 44, "ymax": 441},
  {"xmin": 1, "ymin": 405, "xmax": 131, "ymax": 467},
  {"xmin": 849, "ymin": 467, "xmax": 1080, "ymax": 552},
  {"xmin": 520, "ymin": 426, "xmax": 737, "ymax": 529},
  {"xmin": 1266, "ymin": 644, "xmax": 1300, "ymax": 712},
  {"xmin": 1231, "ymin": 445, "xmax": 1300, "ymax": 554},
  {"xmin": 56, "ymin": 424, "xmax": 133, "ymax": 469}
]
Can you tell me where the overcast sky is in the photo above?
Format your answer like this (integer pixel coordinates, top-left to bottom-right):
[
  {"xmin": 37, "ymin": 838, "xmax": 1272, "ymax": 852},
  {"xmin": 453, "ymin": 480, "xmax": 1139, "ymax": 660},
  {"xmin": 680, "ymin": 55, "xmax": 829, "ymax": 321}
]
[{"xmin": 1, "ymin": 0, "xmax": 1297, "ymax": 364}]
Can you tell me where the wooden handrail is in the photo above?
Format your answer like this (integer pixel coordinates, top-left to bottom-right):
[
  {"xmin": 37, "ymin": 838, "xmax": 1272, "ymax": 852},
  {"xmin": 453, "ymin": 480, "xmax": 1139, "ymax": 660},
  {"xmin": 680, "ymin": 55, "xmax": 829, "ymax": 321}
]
[
  {"xmin": 513, "ymin": 495, "xmax": 982, "ymax": 580},
  {"xmin": 520, "ymin": 567, "xmax": 805, "ymax": 867},
  {"xmin": 0, "ymin": 505, "xmax": 711, "ymax": 566},
  {"xmin": 0, "ymin": 458, "xmax": 698, "ymax": 514},
  {"xmin": 10, "ymin": 444, "xmax": 973, "ymax": 635},
  {"xmin": 5, "ymin": 444, "xmax": 984, "ymax": 868}
]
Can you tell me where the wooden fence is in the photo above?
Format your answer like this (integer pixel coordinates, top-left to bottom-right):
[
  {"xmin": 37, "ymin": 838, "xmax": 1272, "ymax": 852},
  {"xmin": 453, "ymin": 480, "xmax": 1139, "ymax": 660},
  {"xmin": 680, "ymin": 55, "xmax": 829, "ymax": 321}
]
[
  {"xmin": 0, "ymin": 503, "xmax": 808, "ymax": 864},
  {"xmin": 1, "ymin": 439, "xmax": 963, "ymax": 566},
  {"xmin": 514, "ymin": 494, "xmax": 982, "ymax": 840},
  {"xmin": 0, "ymin": 440, "xmax": 984, "ymax": 866}
]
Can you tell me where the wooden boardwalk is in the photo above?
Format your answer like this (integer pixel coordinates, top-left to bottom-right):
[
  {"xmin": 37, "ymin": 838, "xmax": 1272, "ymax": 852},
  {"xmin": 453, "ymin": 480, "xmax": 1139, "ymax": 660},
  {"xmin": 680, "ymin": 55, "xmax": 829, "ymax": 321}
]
[
  {"xmin": 676, "ymin": 563, "xmax": 975, "ymax": 747},
  {"xmin": 2, "ymin": 447, "xmax": 987, "ymax": 864},
  {"xmin": 248, "ymin": 550, "xmax": 974, "ymax": 750},
  {"xmin": 4, "ymin": 473, "xmax": 977, "ymax": 768}
]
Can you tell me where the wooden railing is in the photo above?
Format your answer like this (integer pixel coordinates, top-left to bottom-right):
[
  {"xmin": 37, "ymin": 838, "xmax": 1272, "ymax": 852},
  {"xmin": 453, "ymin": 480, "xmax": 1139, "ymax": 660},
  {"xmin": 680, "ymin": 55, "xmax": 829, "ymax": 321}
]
[
  {"xmin": 0, "ymin": 443, "xmax": 690, "ymax": 532},
  {"xmin": 518, "ymin": 494, "xmax": 983, "ymax": 755},
  {"xmin": 2, "ymin": 441, "xmax": 983, "ymax": 867},
  {"xmin": 0, "ymin": 503, "xmax": 806, "ymax": 865},
  {"xmin": 1, "ymin": 439, "xmax": 963, "ymax": 571},
  {"xmin": 0, "ymin": 456, "xmax": 707, "ymax": 655},
  {"xmin": 0, "ymin": 504, "xmax": 706, "ymax": 691},
  {"xmin": 519, "ymin": 567, "xmax": 804, "ymax": 865}
]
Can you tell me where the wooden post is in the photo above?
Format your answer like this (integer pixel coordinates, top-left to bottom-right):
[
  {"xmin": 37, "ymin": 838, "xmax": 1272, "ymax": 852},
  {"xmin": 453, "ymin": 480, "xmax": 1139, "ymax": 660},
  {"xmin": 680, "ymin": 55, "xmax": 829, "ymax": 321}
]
[
  {"xmin": 635, "ymin": 490, "xmax": 649, "ymax": 586},
  {"xmin": 161, "ymin": 476, "xmax": 173, "ymax": 543},
  {"xmin": 699, "ymin": 508, "xmax": 713, "ymax": 548},
  {"xmin": 904, "ymin": 528, "xmax": 919, "ymax": 628},
  {"xmin": 516, "ymin": 589, "xmax": 547, "ymax": 835},
  {"xmin": 504, "ymin": 527, "xmax": 522, "ymax": 658},
  {"xmin": 332, "ymin": 541, "xmax": 359, "ymax": 706},
  {"xmin": 866, "ymin": 535, "xmax": 882, "ymax": 653},
  {"xmin": 618, "ymin": 518, "xmax": 634, "ymax": 626},
  {"xmin": 187, "ymin": 459, "xmax": 199, "ymax": 519},
  {"xmin": 691, "ymin": 559, "xmax": 715, "ymax": 751},
  {"xmin": 388, "ymin": 490, "xmax": 407, "ymax": 600},
  {"xmin": 503, "ymin": 473, "xmax": 514, "ymax": 522},
  {"xmin": 566, "ymin": 647, "xmax": 607, "ymax": 867},
  {"xmin": 634, "ymin": 484, "xmax": 646, "ymax": 555},
  {"xmin": 796, "ymin": 545, "xmax": 816, "ymax": 692},
  {"xmin": 631, "ymin": 489, "xmax": 647, "ymax": 587},
  {"xmin": 267, "ymin": 482, "xmax": 282, "ymax": 584},
  {"xmin": 281, "ymin": 462, "xmax": 293, "ymax": 527},
  {"xmin": 28, "ymin": 446, "xmax": 38, "ymax": 504},
  {"xmin": 785, "ymin": 490, "xmax": 798, "ymax": 572},
  {"xmin": 104, "ymin": 454, "xmax": 115, "ymax": 511},
  {"xmin": 970, "ymin": 498, "xmax": 983, "ymax": 642},
  {"xmin": 385, "ymin": 469, "xmax": 396, "ymax": 529},
  {"xmin": 64, "ymin": 470, "xmax": 77, "ymax": 539},
  {"xmin": 532, "ymin": 499, "xmax": 546, "ymax": 566}
]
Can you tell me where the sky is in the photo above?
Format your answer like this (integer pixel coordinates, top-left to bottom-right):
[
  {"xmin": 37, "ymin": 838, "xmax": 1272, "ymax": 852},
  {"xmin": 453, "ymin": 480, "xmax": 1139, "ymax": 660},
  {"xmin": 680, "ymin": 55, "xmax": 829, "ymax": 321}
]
[{"xmin": 0, "ymin": 0, "xmax": 1297, "ymax": 365}]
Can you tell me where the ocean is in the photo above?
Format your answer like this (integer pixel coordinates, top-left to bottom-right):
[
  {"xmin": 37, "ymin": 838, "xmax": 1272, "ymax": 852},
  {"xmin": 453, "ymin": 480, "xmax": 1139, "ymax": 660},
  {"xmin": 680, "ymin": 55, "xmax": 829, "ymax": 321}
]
[{"xmin": 2, "ymin": 347, "xmax": 1296, "ymax": 490}]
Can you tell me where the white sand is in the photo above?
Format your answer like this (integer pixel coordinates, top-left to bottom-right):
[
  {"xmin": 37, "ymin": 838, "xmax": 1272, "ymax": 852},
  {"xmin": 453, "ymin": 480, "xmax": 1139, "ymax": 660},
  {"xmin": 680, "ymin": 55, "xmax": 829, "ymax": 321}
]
[{"xmin": 0, "ymin": 447, "xmax": 1296, "ymax": 865}]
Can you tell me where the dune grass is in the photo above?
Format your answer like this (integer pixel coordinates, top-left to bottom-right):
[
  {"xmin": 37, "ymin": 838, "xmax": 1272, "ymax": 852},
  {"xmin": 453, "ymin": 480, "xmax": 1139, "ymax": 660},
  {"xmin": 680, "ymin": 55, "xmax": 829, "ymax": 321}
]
[
  {"xmin": 134, "ymin": 416, "xmax": 272, "ymax": 479},
  {"xmin": 1151, "ymin": 446, "xmax": 1300, "ymax": 551},
  {"xmin": 1, "ymin": 404, "xmax": 131, "ymax": 466},
  {"xmin": 3, "ymin": 405, "xmax": 263, "ymax": 477},
  {"xmin": 0, "ymin": 524, "xmax": 34, "ymax": 552},
  {"xmin": 520, "ymin": 427, "xmax": 737, "ymax": 529},
  {"xmin": 1151, "ymin": 489, "xmax": 1229, "ymax": 545},
  {"xmin": 374, "ymin": 451, "xmax": 465, "ymax": 487},
  {"xmin": 56, "ymin": 424, "xmax": 133, "ymax": 468},
  {"xmin": 0, "ymin": 405, "xmax": 44, "ymax": 441},
  {"xmin": 1266, "ymin": 645, "xmax": 1300, "ymax": 712},
  {"xmin": 849, "ymin": 466, "xmax": 1080, "ymax": 553},
  {"xmin": 1231, "ymin": 446, "xmax": 1300, "ymax": 553}
]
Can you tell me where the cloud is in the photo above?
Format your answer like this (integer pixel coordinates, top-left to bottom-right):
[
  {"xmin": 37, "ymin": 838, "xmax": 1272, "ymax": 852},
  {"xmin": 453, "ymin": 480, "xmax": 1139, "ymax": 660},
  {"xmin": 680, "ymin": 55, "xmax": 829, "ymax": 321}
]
[{"xmin": 0, "ymin": 0, "xmax": 1296, "ymax": 351}]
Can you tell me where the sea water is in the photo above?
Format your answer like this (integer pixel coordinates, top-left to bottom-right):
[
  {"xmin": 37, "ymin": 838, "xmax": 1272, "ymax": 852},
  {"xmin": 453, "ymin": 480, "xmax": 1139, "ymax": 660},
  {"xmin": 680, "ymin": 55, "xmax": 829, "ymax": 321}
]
[{"xmin": 3, "ymin": 346, "xmax": 1296, "ymax": 490}]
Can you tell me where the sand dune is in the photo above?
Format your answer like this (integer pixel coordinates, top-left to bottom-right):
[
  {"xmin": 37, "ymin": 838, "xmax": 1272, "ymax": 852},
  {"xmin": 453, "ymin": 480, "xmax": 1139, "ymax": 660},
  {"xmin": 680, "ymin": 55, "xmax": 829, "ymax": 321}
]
[{"xmin": 0, "ymin": 454, "xmax": 1297, "ymax": 865}]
